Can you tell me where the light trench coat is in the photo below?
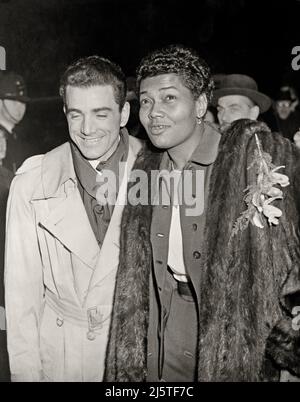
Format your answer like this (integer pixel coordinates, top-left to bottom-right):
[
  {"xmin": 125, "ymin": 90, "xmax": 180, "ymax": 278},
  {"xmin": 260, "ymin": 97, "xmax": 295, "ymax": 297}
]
[{"xmin": 5, "ymin": 133, "xmax": 141, "ymax": 382}]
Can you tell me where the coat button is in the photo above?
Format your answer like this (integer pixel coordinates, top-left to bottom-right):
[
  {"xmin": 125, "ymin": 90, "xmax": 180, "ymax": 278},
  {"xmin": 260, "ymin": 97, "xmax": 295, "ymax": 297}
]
[
  {"xmin": 156, "ymin": 233, "xmax": 164, "ymax": 238},
  {"xmin": 87, "ymin": 331, "xmax": 96, "ymax": 341},
  {"xmin": 193, "ymin": 251, "xmax": 201, "ymax": 259},
  {"xmin": 56, "ymin": 318, "xmax": 64, "ymax": 327},
  {"xmin": 192, "ymin": 223, "xmax": 198, "ymax": 231}
]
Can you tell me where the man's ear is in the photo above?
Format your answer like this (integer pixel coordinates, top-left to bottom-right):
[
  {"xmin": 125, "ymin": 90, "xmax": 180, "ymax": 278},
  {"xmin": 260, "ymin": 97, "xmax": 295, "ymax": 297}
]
[
  {"xmin": 120, "ymin": 101, "xmax": 130, "ymax": 127},
  {"xmin": 196, "ymin": 94, "xmax": 208, "ymax": 119},
  {"xmin": 291, "ymin": 99, "xmax": 299, "ymax": 112},
  {"xmin": 250, "ymin": 105, "xmax": 260, "ymax": 120}
]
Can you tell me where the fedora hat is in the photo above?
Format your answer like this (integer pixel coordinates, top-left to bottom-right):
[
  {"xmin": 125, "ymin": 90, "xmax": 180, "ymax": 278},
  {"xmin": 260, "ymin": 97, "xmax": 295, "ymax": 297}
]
[
  {"xmin": 0, "ymin": 72, "xmax": 30, "ymax": 103},
  {"xmin": 212, "ymin": 74, "xmax": 271, "ymax": 113}
]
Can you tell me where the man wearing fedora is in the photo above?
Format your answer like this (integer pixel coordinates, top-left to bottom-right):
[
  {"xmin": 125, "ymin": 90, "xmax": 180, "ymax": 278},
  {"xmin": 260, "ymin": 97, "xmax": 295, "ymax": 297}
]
[
  {"xmin": 212, "ymin": 74, "xmax": 271, "ymax": 133},
  {"xmin": 0, "ymin": 71, "xmax": 29, "ymax": 173}
]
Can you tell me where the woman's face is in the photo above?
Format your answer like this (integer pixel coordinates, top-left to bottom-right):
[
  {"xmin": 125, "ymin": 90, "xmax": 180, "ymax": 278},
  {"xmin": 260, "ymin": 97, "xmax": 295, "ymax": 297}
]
[{"xmin": 139, "ymin": 73, "xmax": 206, "ymax": 150}]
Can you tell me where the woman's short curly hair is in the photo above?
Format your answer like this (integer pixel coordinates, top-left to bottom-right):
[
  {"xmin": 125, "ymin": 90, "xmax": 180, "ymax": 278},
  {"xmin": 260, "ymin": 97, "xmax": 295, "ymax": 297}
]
[{"xmin": 136, "ymin": 44, "xmax": 214, "ymax": 103}]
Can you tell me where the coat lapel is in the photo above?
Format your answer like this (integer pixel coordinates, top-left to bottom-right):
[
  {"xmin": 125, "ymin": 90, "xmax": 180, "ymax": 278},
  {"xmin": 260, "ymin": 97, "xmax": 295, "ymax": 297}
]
[
  {"xmin": 86, "ymin": 136, "xmax": 142, "ymax": 297},
  {"xmin": 32, "ymin": 142, "xmax": 100, "ymax": 270},
  {"xmin": 39, "ymin": 189, "xmax": 100, "ymax": 270}
]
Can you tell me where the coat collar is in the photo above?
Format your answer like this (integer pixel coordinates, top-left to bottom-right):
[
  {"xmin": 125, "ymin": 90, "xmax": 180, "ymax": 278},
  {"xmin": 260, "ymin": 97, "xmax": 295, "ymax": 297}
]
[
  {"xmin": 190, "ymin": 122, "xmax": 221, "ymax": 165},
  {"xmin": 33, "ymin": 128, "xmax": 133, "ymax": 200},
  {"xmin": 160, "ymin": 122, "xmax": 221, "ymax": 170}
]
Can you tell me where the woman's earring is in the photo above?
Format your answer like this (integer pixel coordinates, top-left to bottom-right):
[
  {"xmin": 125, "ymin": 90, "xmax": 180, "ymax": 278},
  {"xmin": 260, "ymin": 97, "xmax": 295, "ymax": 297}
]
[{"xmin": 196, "ymin": 116, "xmax": 202, "ymax": 125}]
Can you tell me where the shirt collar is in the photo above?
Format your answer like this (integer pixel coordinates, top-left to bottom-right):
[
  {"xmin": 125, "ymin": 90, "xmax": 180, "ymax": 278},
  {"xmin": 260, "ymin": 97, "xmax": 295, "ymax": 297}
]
[{"xmin": 160, "ymin": 122, "xmax": 221, "ymax": 170}]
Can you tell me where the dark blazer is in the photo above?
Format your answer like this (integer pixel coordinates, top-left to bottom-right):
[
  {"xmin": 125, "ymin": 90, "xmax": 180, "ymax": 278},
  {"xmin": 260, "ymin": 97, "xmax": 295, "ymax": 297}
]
[{"xmin": 147, "ymin": 123, "xmax": 220, "ymax": 379}]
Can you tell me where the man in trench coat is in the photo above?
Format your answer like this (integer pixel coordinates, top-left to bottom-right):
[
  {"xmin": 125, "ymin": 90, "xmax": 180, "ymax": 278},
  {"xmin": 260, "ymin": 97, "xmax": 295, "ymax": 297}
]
[{"xmin": 4, "ymin": 56, "xmax": 141, "ymax": 381}]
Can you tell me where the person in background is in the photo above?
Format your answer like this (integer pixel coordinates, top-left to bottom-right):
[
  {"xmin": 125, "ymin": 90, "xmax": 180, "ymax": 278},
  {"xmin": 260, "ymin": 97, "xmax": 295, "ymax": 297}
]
[
  {"xmin": 294, "ymin": 129, "xmax": 300, "ymax": 149},
  {"xmin": 125, "ymin": 76, "xmax": 147, "ymax": 140},
  {"xmin": 273, "ymin": 86, "xmax": 300, "ymax": 142},
  {"xmin": 212, "ymin": 73, "xmax": 271, "ymax": 133},
  {"xmin": 204, "ymin": 107, "xmax": 219, "ymax": 131},
  {"xmin": 0, "ymin": 72, "xmax": 29, "ymax": 173}
]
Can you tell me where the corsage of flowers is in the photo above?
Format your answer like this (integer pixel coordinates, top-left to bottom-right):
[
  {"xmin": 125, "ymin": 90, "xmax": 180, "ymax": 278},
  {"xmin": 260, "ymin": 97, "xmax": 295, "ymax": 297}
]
[{"xmin": 231, "ymin": 134, "xmax": 290, "ymax": 236}]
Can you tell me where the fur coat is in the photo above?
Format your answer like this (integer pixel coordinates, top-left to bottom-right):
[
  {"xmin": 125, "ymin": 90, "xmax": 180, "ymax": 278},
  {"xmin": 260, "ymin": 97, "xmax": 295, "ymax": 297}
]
[{"xmin": 104, "ymin": 119, "xmax": 300, "ymax": 382}]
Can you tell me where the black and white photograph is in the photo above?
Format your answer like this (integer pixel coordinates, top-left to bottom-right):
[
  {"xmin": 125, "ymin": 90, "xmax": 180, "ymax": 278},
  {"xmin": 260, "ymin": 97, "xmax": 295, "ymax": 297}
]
[{"xmin": 0, "ymin": 0, "xmax": 300, "ymax": 385}]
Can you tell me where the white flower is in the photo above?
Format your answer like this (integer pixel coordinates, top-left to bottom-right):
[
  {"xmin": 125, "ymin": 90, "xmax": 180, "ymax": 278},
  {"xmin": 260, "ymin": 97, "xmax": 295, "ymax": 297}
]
[
  {"xmin": 252, "ymin": 193, "xmax": 264, "ymax": 212},
  {"xmin": 262, "ymin": 197, "xmax": 283, "ymax": 225},
  {"xmin": 270, "ymin": 166, "xmax": 290, "ymax": 187},
  {"xmin": 266, "ymin": 186, "xmax": 283, "ymax": 198},
  {"xmin": 251, "ymin": 211, "xmax": 265, "ymax": 228}
]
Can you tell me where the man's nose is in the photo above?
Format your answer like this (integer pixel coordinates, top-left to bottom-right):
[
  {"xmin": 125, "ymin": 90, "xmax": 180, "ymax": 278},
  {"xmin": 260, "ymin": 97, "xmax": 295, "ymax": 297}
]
[
  {"xmin": 81, "ymin": 116, "xmax": 94, "ymax": 135},
  {"xmin": 220, "ymin": 110, "xmax": 231, "ymax": 124}
]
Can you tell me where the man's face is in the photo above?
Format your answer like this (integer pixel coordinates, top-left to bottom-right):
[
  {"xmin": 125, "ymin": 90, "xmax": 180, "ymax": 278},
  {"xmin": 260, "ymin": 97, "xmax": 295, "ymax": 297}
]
[
  {"xmin": 0, "ymin": 99, "xmax": 26, "ymax": 125},
  {"xmin": 139, "ymin": 73, "xmax": 206, "ymax": 150},
  {"xmin": 0, "ymin": 131, "xmax": 7, "ymax": 161},
  {"xmin": 217, "ymin": 95, "xmax": 259, "ymax": 131},
  {"xmin": 65, "ymin": 85, "xmax": 129, "ymax": 161},
  {"xmin": 294, "ymin": 131, "xmax": 300, "ymax": 149},
  {"xmin": 275, "ymin": 100, "xmax": 292, "ymax": 120}
]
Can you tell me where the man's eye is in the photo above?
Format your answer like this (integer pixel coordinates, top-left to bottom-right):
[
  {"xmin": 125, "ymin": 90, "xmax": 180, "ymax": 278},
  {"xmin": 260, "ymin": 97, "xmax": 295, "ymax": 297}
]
[
  {"xmin": 96, "ymin": 114, "xmax": 107, "ymax": 118},
  {"xmin": 70, "ymin": 114, "xmax": 81, "ymax": 120}
]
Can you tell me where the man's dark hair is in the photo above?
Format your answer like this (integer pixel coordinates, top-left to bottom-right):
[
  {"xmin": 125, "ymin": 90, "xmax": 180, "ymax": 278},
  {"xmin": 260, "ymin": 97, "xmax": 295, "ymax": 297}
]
[
  {"xmin": 59, "ymin": 55, "xmax": 127, "ymax": 110},
  {"xmin": 136, "ymin": 44, "xmax": 214, "ymax": 102}
]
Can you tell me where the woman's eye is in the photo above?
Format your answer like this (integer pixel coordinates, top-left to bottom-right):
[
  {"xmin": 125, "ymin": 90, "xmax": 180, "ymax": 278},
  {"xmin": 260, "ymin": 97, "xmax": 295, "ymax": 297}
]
[
  {"xmin": 140, "ymin": 98, "xmax": 150, "ymax": 106},
  {"xmin": 165, "ymin": 94, "xmax": 176, "ymax": 101}
]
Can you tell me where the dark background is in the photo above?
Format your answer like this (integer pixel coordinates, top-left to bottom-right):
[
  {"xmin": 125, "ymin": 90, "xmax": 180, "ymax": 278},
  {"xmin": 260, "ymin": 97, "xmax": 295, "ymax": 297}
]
[{"xmin": 0, "ymin": 0, "xmax": 300, "ymax": 152}]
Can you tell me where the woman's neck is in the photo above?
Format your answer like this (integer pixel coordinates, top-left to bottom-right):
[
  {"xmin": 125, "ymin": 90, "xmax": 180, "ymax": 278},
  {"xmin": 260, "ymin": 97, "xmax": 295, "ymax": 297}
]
[{"xmin": 168, "ymin": 123, "xmax": 204, "ymax": 170}]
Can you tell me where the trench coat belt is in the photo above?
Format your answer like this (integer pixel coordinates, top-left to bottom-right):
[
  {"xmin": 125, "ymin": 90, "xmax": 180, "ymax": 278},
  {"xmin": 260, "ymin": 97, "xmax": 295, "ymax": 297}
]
[{"xmin": 45, "ymin": 290, "xmax": 91, "ymax": 328}]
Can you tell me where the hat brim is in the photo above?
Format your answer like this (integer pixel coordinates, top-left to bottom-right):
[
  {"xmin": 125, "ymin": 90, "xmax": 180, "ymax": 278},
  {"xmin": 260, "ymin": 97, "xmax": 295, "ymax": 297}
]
[
  {"xmin": 0, "ymin": 94, "xmax": 30, "ymax": 103},
  {"xmin": 212, "ymin": 88, "xmax": 271, "ymax": 113}
]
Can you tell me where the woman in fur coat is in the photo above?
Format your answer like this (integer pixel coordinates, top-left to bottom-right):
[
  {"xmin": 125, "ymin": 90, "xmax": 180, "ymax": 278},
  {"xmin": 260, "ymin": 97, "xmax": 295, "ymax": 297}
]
[{"xmin": 104, "ymin": 47, "xmax": 300, "ymax": 382}]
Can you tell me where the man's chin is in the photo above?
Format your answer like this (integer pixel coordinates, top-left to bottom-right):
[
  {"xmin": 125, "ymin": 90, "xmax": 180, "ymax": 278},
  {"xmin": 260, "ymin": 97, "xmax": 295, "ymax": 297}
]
[{"xmin": 220, "ymin": 123, "xmax": 231, "ymax": 133}]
